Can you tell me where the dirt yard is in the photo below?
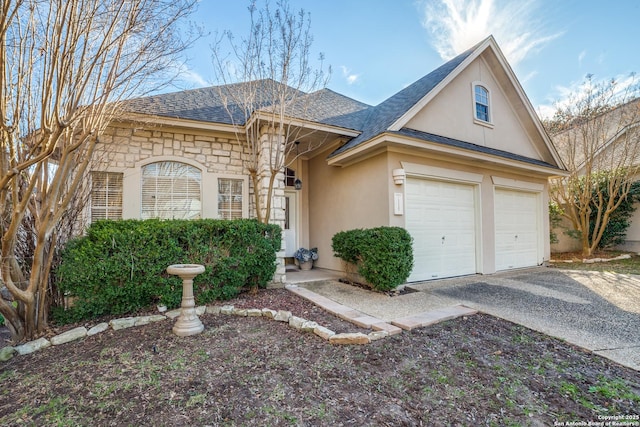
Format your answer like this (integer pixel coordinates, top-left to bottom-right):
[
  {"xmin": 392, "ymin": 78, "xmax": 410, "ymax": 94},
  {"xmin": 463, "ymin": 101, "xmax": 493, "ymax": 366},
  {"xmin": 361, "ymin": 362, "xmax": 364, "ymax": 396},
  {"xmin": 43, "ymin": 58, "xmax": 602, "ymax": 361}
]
[{"xmin": 1, "ymin": 288, "xmax": 639, "ymax": 426}]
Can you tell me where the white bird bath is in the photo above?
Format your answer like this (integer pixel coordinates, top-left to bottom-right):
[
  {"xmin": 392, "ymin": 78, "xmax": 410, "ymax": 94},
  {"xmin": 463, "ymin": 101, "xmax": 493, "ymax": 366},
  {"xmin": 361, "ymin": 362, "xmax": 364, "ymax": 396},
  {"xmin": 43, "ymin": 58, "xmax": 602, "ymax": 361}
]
[{"xmin": 167, "ymin": 264, "xmax": 205, "ymax": 337}]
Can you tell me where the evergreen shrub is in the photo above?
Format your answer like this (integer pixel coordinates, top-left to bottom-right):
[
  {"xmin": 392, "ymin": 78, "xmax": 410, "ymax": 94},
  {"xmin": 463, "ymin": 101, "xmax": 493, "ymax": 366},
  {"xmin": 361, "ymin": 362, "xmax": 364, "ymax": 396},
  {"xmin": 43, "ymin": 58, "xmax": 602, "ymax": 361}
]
[
  {"xmin": 53, "ymin": 219, "xmax": 280, "ymax": 324},
  {"xmin": 332, "ymin": 226, "xmax": 413, "ymax": 291}
]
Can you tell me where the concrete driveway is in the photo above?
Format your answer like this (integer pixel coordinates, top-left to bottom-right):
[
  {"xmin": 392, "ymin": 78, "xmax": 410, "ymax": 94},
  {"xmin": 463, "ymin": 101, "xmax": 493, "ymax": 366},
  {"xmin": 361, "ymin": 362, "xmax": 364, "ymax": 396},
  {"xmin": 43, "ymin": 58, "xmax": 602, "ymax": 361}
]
[{"xmin": 299, "ymin": 268, "xmax": 640, "ymax": 371}]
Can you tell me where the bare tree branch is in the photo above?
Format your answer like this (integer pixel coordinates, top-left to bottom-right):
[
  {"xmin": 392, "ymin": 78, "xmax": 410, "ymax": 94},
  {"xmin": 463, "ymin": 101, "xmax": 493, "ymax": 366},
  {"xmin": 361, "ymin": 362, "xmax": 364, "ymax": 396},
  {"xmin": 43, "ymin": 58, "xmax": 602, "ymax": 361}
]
[
  {"xmin": 546, "ymin": 75, "xmax": 640, "ymax": 256},
  {"xmin": 0, "ymin": 0, "xmax": 198, "ymax": 343},
  {"xmin": 212, "ymin": 0, "xmax": 330, "ymax": 223}
]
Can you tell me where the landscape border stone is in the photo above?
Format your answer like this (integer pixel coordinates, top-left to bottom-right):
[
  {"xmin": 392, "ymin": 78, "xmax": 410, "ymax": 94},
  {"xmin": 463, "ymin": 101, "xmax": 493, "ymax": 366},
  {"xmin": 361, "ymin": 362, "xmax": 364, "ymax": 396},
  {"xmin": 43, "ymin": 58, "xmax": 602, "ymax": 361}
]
[
  {"xmin": 2, "ymin": 291, "xmax": 477, "ymax": 361},
  {"xmin": 87, "ymin": 323, "xmax": 109, "ymax": 336},
  {"xmin": 549, "ymin": 253, "xmax": 633, "ymax": 264},
  {"xmin": 50, "ymin": 327, "xmax": 87, "ymax": 345},
  {"xmin": 0, "ymin": 346, "xmax": 17, "ymax": 362}
]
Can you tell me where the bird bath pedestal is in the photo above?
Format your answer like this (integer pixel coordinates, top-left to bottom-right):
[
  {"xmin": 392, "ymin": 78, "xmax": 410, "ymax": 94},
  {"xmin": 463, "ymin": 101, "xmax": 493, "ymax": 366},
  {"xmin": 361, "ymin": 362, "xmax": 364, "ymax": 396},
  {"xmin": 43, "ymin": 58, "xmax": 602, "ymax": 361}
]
[{"xmin": 167, "ymin": 264, "xmax": 205, "ymax": 337}]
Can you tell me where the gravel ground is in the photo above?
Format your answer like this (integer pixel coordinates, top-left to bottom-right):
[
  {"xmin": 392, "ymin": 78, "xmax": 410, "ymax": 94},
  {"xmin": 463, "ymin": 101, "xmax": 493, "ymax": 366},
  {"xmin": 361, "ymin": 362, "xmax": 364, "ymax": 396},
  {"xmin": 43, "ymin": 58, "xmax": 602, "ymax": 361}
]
[
  {"xmin": 427, "ymin": 269, "xmax": 640, "ymax": 370},
  {"xmin": 302, "ymin": 268, "xmax": 640, "ymax": 371}
]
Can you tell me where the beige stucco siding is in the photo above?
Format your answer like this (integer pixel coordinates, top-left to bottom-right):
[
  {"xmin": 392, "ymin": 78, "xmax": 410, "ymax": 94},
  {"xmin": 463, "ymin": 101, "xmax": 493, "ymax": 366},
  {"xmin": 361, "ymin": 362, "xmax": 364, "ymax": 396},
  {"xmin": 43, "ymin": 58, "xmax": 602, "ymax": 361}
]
[
  {"xmin": 550, "ymin": 215, "xmax": 581, "ymax": 253},
  {"xmin": 307, "ymin": 144, "xmax": 552, "ymax": 276},
  {"xmin": 387, "ymin": 151, "xmax": 551, "ymax": 275},
  {"xmin": 614, "ymin": 201, "xmax": 640, "ymax": 252},
  {"xmin": 405, "ymin": 56, "xmax": 541, "ymax": 161},
  {"xmin": 308, "ymin": 151, "xmax": 390, "ymax": 271}
]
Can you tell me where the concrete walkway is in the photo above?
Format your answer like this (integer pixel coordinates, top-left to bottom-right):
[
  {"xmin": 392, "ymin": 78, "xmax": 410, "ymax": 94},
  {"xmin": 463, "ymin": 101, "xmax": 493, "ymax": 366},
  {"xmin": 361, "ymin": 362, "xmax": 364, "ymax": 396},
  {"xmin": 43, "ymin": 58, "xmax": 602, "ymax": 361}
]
[
  {"xmin": 286, "ymin": 283, "xmax": 477, "ymax": 335},
  {"xmin": 291, "ymin": 267, "xmax": 640, "ymax": 371}
]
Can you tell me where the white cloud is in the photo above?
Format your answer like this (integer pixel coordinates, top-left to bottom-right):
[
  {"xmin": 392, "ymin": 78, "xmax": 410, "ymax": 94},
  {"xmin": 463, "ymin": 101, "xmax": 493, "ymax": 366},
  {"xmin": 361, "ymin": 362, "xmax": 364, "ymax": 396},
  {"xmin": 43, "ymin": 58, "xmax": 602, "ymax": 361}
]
[
  {"xmin": 419, "ymin": 0, "xmax": 562, "ymax": 67},
  {"xmin": 578, "ymin": 50, "xmax": 587, "ymax": 66},
  {"xmin": 340, "ymin": 66, "xmax": 360, "ymax": 85},
  {"xmin": 536, "ymin": 104, "xmax": 556, "ymax": 120},
  {"xmin": 536, "ymin": 73, "xmax": 639, "ymax": 119},
  {"xmin": 178, "ymin": 66, "xmax": 210, "ymax": 88},
  {"xmin": 519, "ymin": 70, "xmax": 538, "ymax": 84},
  {"xmin": 168, "ymin": 61, "xmax": 210, "ymax": 88}
]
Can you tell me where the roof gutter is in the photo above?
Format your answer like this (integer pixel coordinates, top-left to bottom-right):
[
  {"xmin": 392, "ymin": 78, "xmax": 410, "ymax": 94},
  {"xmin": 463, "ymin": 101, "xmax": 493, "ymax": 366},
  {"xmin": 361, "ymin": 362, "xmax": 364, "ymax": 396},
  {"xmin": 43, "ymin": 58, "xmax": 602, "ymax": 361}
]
[
  {"xmin": 249, "ymin": 110, "xmax": 361, "ymax": 137},
  {"xmin": 116, "ymin": 113, "xmax": 238, "ymax": 133},
  {"xmin": 327, "ymin": 132, "xmax": 569, "ymax": 177}
]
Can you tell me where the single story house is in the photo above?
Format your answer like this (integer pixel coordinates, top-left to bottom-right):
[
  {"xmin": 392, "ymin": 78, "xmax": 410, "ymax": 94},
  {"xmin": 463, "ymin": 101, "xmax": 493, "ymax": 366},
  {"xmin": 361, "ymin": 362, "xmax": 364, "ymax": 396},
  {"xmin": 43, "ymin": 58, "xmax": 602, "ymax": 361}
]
[{"xmin": 89, "ymin": 35, "xmax": 565, "ymax": 282}]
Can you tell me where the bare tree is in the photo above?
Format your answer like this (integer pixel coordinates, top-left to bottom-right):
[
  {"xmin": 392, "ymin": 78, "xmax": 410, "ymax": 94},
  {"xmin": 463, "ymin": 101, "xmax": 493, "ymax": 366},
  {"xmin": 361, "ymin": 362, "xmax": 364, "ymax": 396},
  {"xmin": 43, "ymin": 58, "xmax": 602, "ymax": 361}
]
[
  {"xmin": 546, "ymin": 75, "xmax": 640, "ymax": 256},
  {"xmin": 0, "ymin": 0, "xmax": 198, "ymax": 343},
  {"xmin": 212, "ymin": 0, "xmax": 330, "ymax": 223}
]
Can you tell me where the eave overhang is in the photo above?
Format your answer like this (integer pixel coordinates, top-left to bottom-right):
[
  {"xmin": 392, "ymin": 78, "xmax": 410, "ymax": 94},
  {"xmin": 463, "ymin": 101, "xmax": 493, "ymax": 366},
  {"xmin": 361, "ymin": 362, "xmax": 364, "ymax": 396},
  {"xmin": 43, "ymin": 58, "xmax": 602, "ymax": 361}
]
[
  {"xmin": 115, "ymin": 112, "xmax": 239, "ymax": 133},
  {"xmin": 117, "ymin": 111, "xmax": 361, "ymax": 140},
  {"xmin": 327, "ymin": 131, "xmax": 569, "ymax": 178}
]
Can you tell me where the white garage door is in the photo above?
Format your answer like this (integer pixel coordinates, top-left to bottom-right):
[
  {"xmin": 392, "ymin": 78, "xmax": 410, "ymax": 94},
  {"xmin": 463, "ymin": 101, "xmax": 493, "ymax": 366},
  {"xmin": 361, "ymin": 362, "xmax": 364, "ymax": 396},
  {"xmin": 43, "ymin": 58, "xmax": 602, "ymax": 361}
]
[
  {"xmin": 406, "ymin": 178, "xmax": 477, "ymax": 281},
  {"xmin": 494, "ymin": 188, "xmax": 540, "ymax": 271}
]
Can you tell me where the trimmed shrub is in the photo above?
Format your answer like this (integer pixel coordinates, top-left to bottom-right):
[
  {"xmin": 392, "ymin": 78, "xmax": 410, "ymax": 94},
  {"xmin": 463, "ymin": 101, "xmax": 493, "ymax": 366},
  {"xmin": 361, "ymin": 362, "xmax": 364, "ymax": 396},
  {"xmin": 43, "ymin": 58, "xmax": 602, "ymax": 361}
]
[
  {"xmin": 53, "ymin": 219, "xmax": 281, "ymax": 324},
  {"xmin": 332, "ymin": 227, "xmax": 413, "ymax": 291}
]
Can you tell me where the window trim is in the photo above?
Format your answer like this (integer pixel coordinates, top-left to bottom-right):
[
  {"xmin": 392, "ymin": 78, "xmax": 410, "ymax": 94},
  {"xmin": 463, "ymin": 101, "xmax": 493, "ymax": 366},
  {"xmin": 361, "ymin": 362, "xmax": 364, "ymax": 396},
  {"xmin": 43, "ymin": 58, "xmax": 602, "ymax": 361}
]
[
  {"xmin": 140, "ymin": 160, "xmax": 202, "ymax": 220},
  {"xmin": 90, "ymin": 171, "xmax": 123, "ymax": 223},
  {"xmin": 215, "ymin": 174, "xmax": 249, "ymax": 219},
  {"xmin": 285, "ymin": 167, "xmax": 297, "ymax": 188},
  {"xmin": 217, "ymin": 177, "xmax": 244, "ymax": 220},
  {"xmin": 472, "ymin": 82, "xmax": 494, "ymax": 127}
]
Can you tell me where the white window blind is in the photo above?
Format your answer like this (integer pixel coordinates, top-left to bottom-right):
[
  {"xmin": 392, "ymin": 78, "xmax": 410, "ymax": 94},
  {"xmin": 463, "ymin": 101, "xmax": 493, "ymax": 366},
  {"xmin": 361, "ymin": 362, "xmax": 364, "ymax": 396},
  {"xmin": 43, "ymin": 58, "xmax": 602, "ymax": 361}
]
[
  {"xmin": 141, "ymin": 162, "xmax": 201, "ymax": 220},
  {"xmin": 91, "ymin": 172, "xmax": 123, "ymax": 222},
  {"xmin": 218, "ymin": 178, "xmax": 243, "ymax": 219}
]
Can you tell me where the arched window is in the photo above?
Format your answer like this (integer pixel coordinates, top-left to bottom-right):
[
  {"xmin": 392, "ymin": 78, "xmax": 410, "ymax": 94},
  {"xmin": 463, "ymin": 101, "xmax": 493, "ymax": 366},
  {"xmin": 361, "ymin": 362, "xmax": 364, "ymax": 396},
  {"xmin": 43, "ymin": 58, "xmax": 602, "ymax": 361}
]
[
  {"xmin": 474, "ymin": 84, "xmax": 490, "ymax": 123},
  {"xmin": 141, "ymin": 161, "xmax": 201, "ymax": 219}
]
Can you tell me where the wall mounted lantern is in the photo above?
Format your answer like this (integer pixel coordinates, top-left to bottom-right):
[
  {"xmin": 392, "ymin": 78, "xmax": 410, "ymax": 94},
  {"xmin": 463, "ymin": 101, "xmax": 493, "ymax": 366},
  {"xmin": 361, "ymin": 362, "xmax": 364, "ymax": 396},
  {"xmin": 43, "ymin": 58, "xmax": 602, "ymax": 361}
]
[{"xmin": 294, "ymin": 141, "xmax": 302, "ymax": 190}]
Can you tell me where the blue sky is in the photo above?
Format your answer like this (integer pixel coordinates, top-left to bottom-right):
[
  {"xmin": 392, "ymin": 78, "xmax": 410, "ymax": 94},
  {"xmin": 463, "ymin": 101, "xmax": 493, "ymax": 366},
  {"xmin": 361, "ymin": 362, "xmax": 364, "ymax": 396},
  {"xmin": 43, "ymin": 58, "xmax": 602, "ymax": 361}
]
[{"xmin": 181, "ymin": 0, "xmax": 640, "ymax": 118}]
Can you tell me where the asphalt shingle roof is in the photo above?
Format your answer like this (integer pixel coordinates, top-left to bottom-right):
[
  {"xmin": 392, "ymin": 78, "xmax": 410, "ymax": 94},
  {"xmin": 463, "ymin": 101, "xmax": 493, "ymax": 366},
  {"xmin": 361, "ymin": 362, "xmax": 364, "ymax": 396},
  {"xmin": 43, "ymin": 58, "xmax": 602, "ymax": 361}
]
[
  {"xmin": 122, "ymin": 36, "xmax": 556, "ymax": 170},
  {"xmin": 123, "ymin": 79, "xmax": 371, "ymax": 130},
  {"xmin": 328, "ymin": 44, "xmax": 478, "ymax": 157},
  {"xmin": 393, "ymin": 128, "xmax": 560, "ymax": 169},
  {"xmin": 124, "ymin": 85, "xmax": 233, "ymax": 123},
  {"xmin": 284, "ymin": 88, "xmax": 372, "ymax": 131}
]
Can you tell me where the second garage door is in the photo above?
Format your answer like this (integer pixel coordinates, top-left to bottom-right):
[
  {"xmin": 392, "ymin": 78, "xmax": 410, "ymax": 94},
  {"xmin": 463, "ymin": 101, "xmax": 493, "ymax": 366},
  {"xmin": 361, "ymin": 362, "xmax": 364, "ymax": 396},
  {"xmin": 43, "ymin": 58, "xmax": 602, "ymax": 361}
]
[
  {"xmin": 406, "ymin": 178, "xmax": 477, "ymax": 281},
  {"xmin": 494, "ymin": 188, "xmax": 541, "ymax": 271}
]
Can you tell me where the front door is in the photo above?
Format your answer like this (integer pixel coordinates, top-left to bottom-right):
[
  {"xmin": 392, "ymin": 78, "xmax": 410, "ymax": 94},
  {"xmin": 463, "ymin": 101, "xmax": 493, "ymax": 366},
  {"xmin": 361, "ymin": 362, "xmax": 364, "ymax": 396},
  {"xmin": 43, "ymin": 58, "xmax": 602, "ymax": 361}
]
[{"xmin": 284, "ymin": 191, "xmax": 298, "ymax": 257}]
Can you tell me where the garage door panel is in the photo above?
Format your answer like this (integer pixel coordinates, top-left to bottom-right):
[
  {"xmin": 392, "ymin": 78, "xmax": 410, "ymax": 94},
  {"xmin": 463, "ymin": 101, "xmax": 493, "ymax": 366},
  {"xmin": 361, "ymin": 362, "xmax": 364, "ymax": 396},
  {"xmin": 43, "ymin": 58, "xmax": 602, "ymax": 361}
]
[
  {"xmin": 445, "ymin": 251, "xmax": 475, "ymax": 276},
  {"xmin": 406, "ymin": 178, "xmax": 477, "ymax": 281},
  {"xmin": 495, "ymin": 189, "xmax": 540, "ymax": 271}
]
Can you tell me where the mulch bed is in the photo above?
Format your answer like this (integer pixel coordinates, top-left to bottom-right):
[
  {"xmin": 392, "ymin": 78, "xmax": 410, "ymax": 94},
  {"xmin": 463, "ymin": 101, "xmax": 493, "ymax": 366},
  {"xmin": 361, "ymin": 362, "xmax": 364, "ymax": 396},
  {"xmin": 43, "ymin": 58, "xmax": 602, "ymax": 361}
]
[{"xmin": 1, "ymin": 287, "xmax": 639, "ymax": 426}]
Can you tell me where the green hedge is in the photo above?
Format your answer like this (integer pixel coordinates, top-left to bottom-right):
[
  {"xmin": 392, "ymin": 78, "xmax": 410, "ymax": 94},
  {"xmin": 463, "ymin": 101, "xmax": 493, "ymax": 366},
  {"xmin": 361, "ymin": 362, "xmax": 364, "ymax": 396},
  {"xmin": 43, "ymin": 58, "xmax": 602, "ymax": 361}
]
[
  {"xmin": 332, "ymin": 227, "xmax": 413, "ymax": 291},
  {"xmin": 53, "ymin": 219, "xmax": 281, "ymax": 324}
]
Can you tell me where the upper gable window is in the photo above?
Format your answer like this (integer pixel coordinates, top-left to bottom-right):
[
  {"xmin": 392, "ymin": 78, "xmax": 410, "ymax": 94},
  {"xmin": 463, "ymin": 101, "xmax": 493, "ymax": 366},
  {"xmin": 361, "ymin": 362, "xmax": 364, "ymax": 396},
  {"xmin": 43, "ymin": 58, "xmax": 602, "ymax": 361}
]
[{"xmin": 474, "ymin": 84, "xmax": 491, "ymax": 124}]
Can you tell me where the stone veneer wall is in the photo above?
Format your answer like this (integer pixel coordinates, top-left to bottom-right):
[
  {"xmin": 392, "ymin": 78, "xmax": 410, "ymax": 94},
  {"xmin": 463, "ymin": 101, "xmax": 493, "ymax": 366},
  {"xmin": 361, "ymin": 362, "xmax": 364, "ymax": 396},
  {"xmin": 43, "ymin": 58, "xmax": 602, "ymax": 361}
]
[
  {"xmin": 96, "ymin": 125, "xmax": 247, "ymax": 177},
  {"xmin": 92, "ymin": 122, "xmax": 287, "ymax": 283}
]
